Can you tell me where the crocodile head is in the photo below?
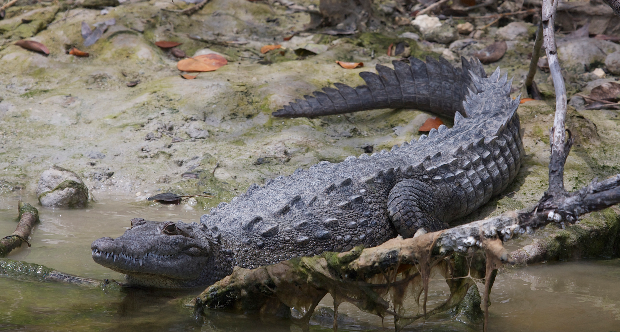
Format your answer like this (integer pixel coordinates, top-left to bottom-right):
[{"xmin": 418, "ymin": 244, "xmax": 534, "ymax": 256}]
[{"xmin": 91, "ymin": 218, "xmax": 231, "ymax": 288}]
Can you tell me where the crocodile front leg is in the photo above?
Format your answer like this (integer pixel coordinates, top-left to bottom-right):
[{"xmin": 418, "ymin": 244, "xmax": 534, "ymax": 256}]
[{"xmin": 387, "ymin": 179, "xmax": 452, "ymax": 238}]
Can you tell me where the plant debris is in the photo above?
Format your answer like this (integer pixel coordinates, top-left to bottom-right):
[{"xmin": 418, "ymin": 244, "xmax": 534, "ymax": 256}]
[
  {"xmin": 260, "ymin": 44, "xmax": 282, "ymax": 53},
  {"xmin": 418, "ymin": 117, "xmax": 444, "ymax": 132},
  {"xmin": 69, "ymin": 47, "xmax": 89, "ymax": 57},
  {"xmin": 177, "ymin": 54, "xmax": 228, "ymax": 72},
  {"xmin": 15, "ymin": 40, "xmax": 49, "ymax": 55},
  {"xmin": 155, "ymin": 41, "xmax": 182, "ymax": 49},
  {"xmin": 335, "ymin": 61, "xmax": 363, "ymax": 69}
]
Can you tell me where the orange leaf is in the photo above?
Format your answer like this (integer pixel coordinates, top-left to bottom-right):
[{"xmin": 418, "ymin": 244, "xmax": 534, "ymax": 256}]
[
  {"xmin": 177, "ymin": 54, "xmax": 228, "ymax": 72},
  {"xmin": 418, "ymin": 117, "xmax": 444, "ymax": 132},
  {"xmin": 155, "ymin": 41, "xmax": 182, "ymax": 49},
  {"xmin": 336, "ymin": 61, "xmax": 363, "ymax": 69},
  {"xmin": 181, "ymin": 74, "xmax": 197, "ymax": 79},
  {"xmin": 260, "ymin": 44, "xmax": 282, "ymax": 54},
  {"xmin": 520, "ymin": 98, "xmax": 535, "ymax": 104},
  {"xmin": 69, "ymin": 47, "xmax": 89, "ymax": 57},
  {"xmin": 15, "ymin": 40, "xmax": 49, "ymax": 55}
]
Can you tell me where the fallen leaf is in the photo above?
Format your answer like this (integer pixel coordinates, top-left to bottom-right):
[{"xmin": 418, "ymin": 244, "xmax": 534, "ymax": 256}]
[
  {"xmin": 127, "ymin": 80, "xmax": 140, "ymax": 87},
  {"xmin": 15, "ymin": 40, "xmax": 49, "ymax": 55},
  {"xmin": 589, "ymin": 82, "xmax": 620, "ymax": 102},
  {"xmin": 473, "ymin": 41, "xmax": 507, "ymax": 64},
  {"xmin": 336, "ymin": 61, "xmax": 364, "ymax": 69},
  {"xmin": 81, "ymin": 21, "xmax": 92, "ymax": 39},
  {"xmin": 181, "ymin": 74, "xmax": 197, "ymax": 79},
  {"xmin": 283, "ymin": 33, "xmax": 296, "ymax": 41},
  {"xmin": 419, "ymin": 117, "xmax": 444, "ymax": 132},
  {"xmin": 83, "ymin": 26, "xmax": 104, "ymax": 47},
  {"xmin": 520, "ymin": 98, "xmax": 535, "ymax": 104},
  {"xmin": 155, "ymin": 41, "xmax": 182, "ymax": 49},
  {"xmin": 177, "ymin": 53, "xmax": 228, "ymax": 72},
  {"xmin": 171, "ymin": 48, "xmax": 186, "ymax": 58},
  {"xmin": 387, "ymin": 43, "xmax": 394, "ymax": 56},
  {"xmin": 260, "ymin": 44, "xmax": 281, "ymax": 54},
  {"xmin": 69, "ymin": 47, "xmax": 89, "ymax": 57}
]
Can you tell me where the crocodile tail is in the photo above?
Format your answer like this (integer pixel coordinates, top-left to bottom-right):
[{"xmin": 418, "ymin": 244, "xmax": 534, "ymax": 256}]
[{"xmin": 272, "ymin": 56, "xmax": 487, "ymax": 118}]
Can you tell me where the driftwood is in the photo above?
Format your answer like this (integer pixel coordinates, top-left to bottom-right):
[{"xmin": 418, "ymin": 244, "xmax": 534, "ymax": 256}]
[
  {"xmin": 193, "ymin": 1, "xmax": 620, "ymax": 331},
  {"xmin": 0, "ymin": 202, "xmax": 39, "ymax": 258}
]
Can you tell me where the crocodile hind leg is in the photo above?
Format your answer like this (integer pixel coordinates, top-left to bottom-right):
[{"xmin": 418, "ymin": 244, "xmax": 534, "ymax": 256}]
[{"xmin": 387, "ymin": 179, "xmax": 449, "ymax": 238}]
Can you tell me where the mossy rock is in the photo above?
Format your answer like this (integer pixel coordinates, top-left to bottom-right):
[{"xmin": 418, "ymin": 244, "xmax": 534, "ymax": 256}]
[{"xmin": 36, "ymin": 166, "xmax": 89, "ymax": 208}]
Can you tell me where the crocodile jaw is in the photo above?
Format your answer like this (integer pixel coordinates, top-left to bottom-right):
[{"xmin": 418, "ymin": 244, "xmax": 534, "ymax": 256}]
[{"xmin": 91, "ymin": 220, "xmax": 212, "ymax": 287}]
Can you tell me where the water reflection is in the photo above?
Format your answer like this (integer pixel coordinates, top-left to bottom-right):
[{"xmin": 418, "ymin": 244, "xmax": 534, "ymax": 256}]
[{"xmin": 1, "ymin": 197, "xmax": 620, "ymax": 331}]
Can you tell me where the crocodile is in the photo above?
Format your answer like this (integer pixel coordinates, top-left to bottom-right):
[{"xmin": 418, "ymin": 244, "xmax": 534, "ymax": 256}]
[{"xmin": 91, "ymin": 57, "xmax": 524, "ymax": 288}]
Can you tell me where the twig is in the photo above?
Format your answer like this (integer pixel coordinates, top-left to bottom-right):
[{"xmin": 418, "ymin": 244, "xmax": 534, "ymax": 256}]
[
  {"xmin": 525, "ymin": 23, "xmax": 544, "ymax": 99},
  {"xmin": 481, "ymin": 17, "xmax": 501, "ymax": 29},
  {"xmin": 162, "ymin": 0, "xmax": 211, "ymax": 15},
  {"xmin": 474, "ymin": 9, "xmax": 538, "ymax": 18},
  {"xmin": 542, "ymin": 0, "xmax": 571, "ymax": 197},
  {"xmin": 0, "ymin": 0, "xmax": 18, "ymax": 11},
  {"xmin": 0, "ymin": 202, "xmax": 39, "ymax": 258},
  {"xmin": 417, "ymin": 0, "xmax": 449, "ymax": 16}
]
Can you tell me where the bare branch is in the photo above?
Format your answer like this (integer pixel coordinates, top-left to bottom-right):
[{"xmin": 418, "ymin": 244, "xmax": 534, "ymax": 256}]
[{"xmin": 542, "ymin": 0, "xmax": 572, "ymax": 196}]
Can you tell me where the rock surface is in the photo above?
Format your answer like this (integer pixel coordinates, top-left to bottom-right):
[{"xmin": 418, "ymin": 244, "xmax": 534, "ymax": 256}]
[
  {"xmin": 36, "ymin": 166, "xmax": 89, "ymax": 208},
  {"xmin": 606, "ymin": 51, "xmax": 620, "ymax": 75},
  {"xmin": 496, "ymin": 22, "xmax": 534, "ymax": 41}
]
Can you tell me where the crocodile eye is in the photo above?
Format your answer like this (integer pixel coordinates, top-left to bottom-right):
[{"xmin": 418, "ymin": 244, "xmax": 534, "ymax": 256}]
[
  {"xmin": 130, "ymin": 218, "xmax": 146, "ymax": 228},
  {"xmin": 162, "ymin": 222, "xmax": 178, "ymax": 235}
]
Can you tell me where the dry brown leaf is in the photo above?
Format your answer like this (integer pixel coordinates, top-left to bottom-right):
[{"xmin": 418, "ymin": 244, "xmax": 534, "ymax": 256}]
[
  {"xmin": 260, "ymin": 44, "xmax": 282, "ymax": 54},
  {"xmin": 181, "ymin": 74, "xmax": 197, "ymax": 79},
  {"xmin": 336, "ymin": 61, "xmax": 363, "ymax": 69},
  {"xmin": 69, "ymin": 47, "xmax": 89, "ymax": 57},
  {"xmin": 15, "ymin": 40, "xmax": 49, "ymax": 55},
  {"xmin": 473, "ymin": 41, "xmax": 507, "ymax": 64},
  {"xmin": 155, "ymin": 41, "xmax": 182, "ymax": 49},
  {"xmin": 520, "ymin": 98, "xmax": 535, "ymax": 104},
  {"xmin": 418, "ymin": 117, "xmax": 444, "ymax": 132},
  {"xmin": 387, "ymin": 43, "xmax": 394, "ymax": 56},
  {"xmin": 177, "ymin": 54, "xmax": 228, "ymax": 72}
]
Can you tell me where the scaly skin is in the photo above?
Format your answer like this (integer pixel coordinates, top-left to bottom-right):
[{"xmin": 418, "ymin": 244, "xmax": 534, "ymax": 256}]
[{"xmin": 92, "ymin": 57, "xmax": 524, "ymax": 288}]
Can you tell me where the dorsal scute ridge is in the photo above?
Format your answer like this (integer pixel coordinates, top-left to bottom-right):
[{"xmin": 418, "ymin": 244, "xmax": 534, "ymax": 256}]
[{"xmin": 490, "ymin": 67, "xmax": 501, "ymax": 81}]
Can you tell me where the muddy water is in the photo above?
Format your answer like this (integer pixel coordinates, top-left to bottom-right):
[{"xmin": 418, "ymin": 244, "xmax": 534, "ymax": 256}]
[{"xmin": 1, "ymin": 197, "xmax": 620, "ymax": 331}]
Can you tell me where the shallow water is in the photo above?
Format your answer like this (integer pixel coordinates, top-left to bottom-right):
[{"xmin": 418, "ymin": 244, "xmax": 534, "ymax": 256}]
[{"xmin": 1, "ymin": 197, "xmax": 620, "ymax": 331}]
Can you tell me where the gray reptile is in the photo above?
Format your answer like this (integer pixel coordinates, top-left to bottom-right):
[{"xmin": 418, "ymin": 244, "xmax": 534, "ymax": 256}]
[{"xmin": 92, "ymin": 57, "xmax": 524, "ymax": 288}]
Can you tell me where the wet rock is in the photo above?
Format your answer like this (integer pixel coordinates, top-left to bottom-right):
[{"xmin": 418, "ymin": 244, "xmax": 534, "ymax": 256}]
[
  {"xmin": 605, "ymin": 51, "xmax": 620, "ymax": 75},
  {"xmin": 568, "ymin": 95, "xmax": 586, "ymax": 111},
  {"xmin": 473, "ymin": 41, "xmax": 507, "ymax": 64},
  {"xmin": 36, "ymin": 166, "xmax": 89, "ymax": 208},
  {"xmin": 456, "ymin": 22, "xmax": 474, "ymax": 35},
  {"xmin": 424, "ymin": 24, "xmax": 458, "ymax": 44},
  {"xmin": 558, "ymin": 38, "xmax": 620, "ymax": 73},
  {"xmin": 413, "ymin": 15, "xmax": 457, "ymax": 44},
  {"xmin": 398, "ymin": 32, "xmax": 420, "ymax": 41},
  {"xmin": 0, "ymin": 6, "xmax": 59, "ymax": 39},
  {"xmin": 496, "ymin": 22, "xmax": 534, "ymax": 41},
  {"xmin": 412, "ymin": 15, "xmax": 441, "ymax": 34},
  {"xmin": 185, "ymin": 121, "xmax": 209, "ymax": 139}
]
